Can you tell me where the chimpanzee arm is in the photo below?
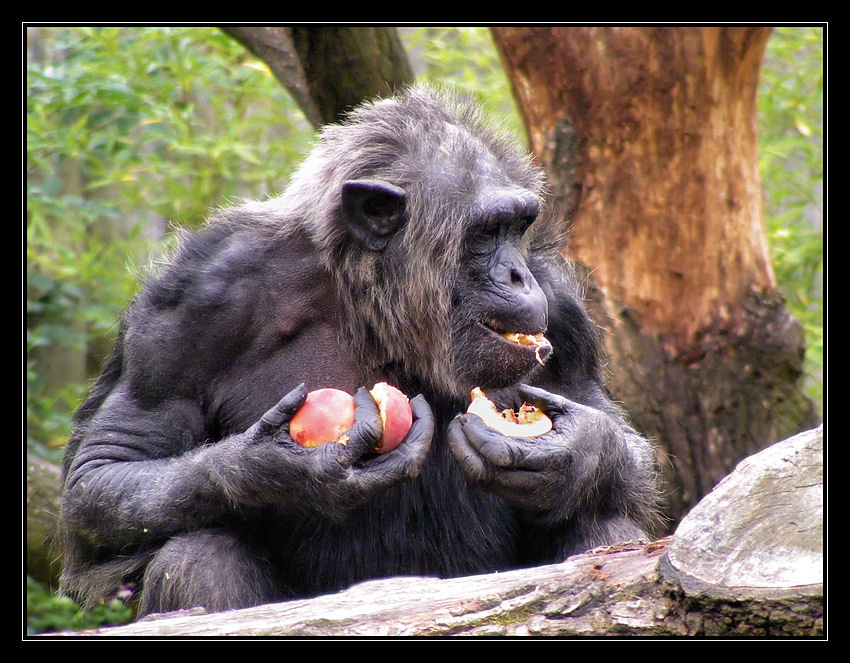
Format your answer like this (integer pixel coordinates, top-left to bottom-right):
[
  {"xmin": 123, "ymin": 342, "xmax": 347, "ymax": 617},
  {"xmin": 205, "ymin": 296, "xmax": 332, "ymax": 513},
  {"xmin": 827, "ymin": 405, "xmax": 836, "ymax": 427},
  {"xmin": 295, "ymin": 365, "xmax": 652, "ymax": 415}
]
[
  {"xmin": 62, "ymin": 379, "xmax": 433, "ymax": 551},
  {"xmin": 61, "ymin": 385, "xmax": 215, "ymax": 548}
]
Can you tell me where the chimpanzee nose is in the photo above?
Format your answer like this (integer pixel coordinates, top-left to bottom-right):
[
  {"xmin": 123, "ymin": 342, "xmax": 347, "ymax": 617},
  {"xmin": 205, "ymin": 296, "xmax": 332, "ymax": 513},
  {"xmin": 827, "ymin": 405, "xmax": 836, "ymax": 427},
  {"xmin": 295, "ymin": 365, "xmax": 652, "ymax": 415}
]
[{"xmin": 490, "ymin": 245, "xmax": 548, "ymax": 332}]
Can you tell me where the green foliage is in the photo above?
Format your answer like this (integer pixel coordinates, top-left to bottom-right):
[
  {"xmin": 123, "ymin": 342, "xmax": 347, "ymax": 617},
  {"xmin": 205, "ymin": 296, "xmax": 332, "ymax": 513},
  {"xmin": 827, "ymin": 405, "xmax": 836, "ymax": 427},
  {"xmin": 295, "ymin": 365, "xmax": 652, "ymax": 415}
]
[
  {"xmin": 757, "ymin": 26, "xmax": 824, "ymax": 412},
  {"xmin": 402, "ymin": 27, "xmax": 526, "ymax": 140},
  {"xmin": 26, "ymin": 576, "xmax": 133, "ymax": 634},
  {"xmin": 26, "ymin": 27, "xmax": 312, "ymax": 459}
]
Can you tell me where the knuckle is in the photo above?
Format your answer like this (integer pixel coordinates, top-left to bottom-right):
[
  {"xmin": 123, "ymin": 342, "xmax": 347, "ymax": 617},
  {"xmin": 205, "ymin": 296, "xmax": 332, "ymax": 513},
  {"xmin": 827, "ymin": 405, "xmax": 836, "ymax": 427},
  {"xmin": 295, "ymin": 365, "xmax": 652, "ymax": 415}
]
[{"xmin": 484, "ymin": 441, "xmax": 513, "ymax": 466}]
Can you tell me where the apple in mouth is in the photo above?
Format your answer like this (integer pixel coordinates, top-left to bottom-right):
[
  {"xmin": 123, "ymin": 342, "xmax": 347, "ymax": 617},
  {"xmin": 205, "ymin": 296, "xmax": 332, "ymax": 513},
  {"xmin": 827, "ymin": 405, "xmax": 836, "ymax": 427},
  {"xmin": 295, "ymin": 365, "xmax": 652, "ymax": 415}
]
[{"xmin": 478, "ymin": 321, "xmax": 553, "ymax": 366}]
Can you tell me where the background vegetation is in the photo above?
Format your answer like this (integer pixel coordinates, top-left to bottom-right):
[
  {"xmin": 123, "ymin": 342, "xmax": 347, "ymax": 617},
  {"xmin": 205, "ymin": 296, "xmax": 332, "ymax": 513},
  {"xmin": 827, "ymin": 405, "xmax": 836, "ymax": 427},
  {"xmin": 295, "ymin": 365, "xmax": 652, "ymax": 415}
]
[
  {"xmin": 756, "ymin": 27, "xmax": 824, "ymax": 408},
  {"xmin": 25, "ymin": 25, "xmax": 824, "ymax": 633}
]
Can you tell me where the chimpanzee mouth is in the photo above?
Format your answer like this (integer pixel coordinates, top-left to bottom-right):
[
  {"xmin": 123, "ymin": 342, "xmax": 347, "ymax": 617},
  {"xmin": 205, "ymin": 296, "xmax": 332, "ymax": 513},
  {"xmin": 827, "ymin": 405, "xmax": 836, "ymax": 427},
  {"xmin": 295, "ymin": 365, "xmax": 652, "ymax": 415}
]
[{"xmin": 477, "ymin": 320, "xmax": 553, "ymax": 366}]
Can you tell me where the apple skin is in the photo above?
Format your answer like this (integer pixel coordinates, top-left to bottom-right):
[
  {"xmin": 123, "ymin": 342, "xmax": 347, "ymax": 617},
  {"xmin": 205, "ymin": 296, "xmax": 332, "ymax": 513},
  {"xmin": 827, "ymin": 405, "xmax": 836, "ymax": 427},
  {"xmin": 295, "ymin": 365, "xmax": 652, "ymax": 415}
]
[
  {"xmin": 289, "ymin": 388, "xmax": 356, "ymax": 448},
  {"xmin": 369, "ymin": 382, "xmax": 413, "ymax": 453},
  {"xmin": 466, "ymin": 387, "xmax": 552, "ymax": 438},
  {"xmin": 288, "ymin": 384, "xmax": 412, "ymax": 453}
]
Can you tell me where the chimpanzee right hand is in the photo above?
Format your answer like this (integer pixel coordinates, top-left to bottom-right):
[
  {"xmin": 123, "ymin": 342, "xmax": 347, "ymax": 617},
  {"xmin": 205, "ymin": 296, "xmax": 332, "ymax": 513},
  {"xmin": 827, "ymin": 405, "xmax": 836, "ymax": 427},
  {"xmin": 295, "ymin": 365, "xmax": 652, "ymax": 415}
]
[{"xmin": 214, "ymin": 383, "xmax": 433, "ymax": 520}]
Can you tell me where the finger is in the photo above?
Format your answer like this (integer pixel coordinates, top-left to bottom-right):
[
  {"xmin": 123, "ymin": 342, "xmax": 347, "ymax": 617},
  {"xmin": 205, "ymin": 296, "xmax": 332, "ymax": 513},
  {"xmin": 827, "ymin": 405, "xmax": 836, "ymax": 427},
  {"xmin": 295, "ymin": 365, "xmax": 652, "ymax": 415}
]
[
  {"xmin": 516, "ymin": 384, "xmax": 573, "ymax": 416},
  {"xmin": 355, "ymin": 396, "xmax": 434, "ymax": 495},
  {"xmin": 338, "ymin": 387, "xmax": 384, "ymax": 463},
  {"xmin": 409, "ymin": 393, "xmax": 434, "ymax": 429},
  {"xmin": 255, "ymin": 383, "xmax": 308, "ymax": 435},
  {"xmin": 447, "ymin": 415, "xmax": 490, "ymax": 482},
  {"xmin": 461, "ymin": 413, "xmax": 559, "ymax": 470},
  {"xmin": 389, "ymin": 394, "xmax": 434, "ymax": 473},
  {"xmin": 459, "ymin": 413, "xmax": 524, "ymax": 468}
]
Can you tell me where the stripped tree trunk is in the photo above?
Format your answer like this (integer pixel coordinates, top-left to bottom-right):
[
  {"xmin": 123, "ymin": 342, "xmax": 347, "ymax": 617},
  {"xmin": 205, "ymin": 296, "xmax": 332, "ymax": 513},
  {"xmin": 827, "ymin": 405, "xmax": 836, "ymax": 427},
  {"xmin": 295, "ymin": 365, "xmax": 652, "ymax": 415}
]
[{"xmin": 492, "ymin": 26, "xmax": 819, "ymax": 523}]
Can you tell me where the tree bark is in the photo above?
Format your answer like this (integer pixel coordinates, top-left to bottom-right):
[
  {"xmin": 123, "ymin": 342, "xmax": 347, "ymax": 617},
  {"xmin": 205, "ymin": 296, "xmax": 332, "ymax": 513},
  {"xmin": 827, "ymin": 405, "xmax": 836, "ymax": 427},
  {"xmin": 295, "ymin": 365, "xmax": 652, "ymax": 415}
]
[
  {"xmin": 223, "ymin": 27, "xmax": 414, "ymax": 127},
  {"xmin": 491, "ymin": 26, "xmax": 820, "ymax": 524},
  {"xmin": 40, "ymin": 427, "xmax": 822, "ymax": 637}
]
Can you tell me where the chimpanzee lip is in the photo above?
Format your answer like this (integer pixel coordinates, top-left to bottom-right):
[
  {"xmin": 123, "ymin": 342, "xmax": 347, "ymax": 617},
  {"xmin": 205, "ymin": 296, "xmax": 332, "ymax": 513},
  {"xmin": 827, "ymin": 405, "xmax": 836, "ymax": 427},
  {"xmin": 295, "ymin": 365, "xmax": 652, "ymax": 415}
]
[
  {"xmin": 478, "ymin": 320, "xmax": 550, "ymax": 355},
  {"xmin": 478, "ymin": 319, "xmax": 542, "ymax": 338},
  {"xmin": 476, "ymin": 320, "xmax": 553, "ymax": 367}
]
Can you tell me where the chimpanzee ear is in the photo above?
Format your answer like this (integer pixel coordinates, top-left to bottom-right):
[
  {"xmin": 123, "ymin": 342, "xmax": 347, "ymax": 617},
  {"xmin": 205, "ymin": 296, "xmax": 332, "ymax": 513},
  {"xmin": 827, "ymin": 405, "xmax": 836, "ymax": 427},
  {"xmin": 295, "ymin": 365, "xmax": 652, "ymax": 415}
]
[{"xmin": 341, "ymin": 179, "xmax": 407, "ymax": 252}]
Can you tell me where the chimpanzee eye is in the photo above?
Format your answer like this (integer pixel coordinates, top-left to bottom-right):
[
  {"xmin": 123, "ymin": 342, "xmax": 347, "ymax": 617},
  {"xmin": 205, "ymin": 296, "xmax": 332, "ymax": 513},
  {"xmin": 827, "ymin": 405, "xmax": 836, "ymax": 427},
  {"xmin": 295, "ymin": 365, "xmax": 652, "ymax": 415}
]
[{"xmin": 467, "ymin": 233, "xmax": 495, "ymax": 258}]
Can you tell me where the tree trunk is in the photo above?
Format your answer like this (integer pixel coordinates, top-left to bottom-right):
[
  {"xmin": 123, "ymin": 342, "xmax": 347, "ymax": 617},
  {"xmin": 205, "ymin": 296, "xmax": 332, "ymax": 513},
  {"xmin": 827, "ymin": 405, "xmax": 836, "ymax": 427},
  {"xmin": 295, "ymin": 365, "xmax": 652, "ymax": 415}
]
[
  {"xmin": 491, "ymin": 26, "xmax": 819, "ymax": 524},
  {"xmin": 223, "ymin": 27, "xmax": 414, "ymax": 127}
]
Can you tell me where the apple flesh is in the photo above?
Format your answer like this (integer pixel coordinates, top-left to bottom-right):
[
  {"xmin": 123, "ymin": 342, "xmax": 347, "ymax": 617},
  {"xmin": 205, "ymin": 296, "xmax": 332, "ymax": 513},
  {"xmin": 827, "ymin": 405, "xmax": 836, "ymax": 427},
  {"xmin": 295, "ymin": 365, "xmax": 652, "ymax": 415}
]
[
  {"xmin": 500, "ymin": 331, "xmax": 551, "ymax": 366},
  {"xmin": 466, "ymin": 387, "xmax": 552, "ymax": 437},
  {"xmin": 369, "ymin": 382, "xmax": 413, "ymax": 453},
  {"xmin": 289, "ymin": 388, "xmax": 356, "ymax": 448},
  {"xmin": 289, "ymin": 383, "xmax": 413, "ymax": 453}
]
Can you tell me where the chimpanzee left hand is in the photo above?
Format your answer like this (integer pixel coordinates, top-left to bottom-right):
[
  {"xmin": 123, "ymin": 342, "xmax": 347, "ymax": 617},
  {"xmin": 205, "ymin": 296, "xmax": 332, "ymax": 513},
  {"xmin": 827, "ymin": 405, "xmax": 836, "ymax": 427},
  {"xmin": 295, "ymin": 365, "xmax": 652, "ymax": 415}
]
[{"xmin": 447, "ymin": 384, "xmax": 621, "ymax": 524}]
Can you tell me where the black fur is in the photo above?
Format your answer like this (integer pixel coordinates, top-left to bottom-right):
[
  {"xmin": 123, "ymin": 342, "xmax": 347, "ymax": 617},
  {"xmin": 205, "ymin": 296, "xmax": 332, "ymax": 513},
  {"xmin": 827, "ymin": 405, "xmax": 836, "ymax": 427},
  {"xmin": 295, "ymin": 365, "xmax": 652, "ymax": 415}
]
[{"xmin": 59, "ymin": 86, "xmax": 660, "ymax": 616}]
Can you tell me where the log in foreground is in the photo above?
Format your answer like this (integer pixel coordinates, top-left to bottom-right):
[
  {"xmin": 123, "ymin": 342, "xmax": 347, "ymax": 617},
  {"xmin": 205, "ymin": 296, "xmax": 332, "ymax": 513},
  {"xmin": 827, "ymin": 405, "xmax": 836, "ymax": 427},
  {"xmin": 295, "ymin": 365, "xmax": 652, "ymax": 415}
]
[{"xmin": 55, "ymin": 426, "xmax": 823, "ymax": 637}]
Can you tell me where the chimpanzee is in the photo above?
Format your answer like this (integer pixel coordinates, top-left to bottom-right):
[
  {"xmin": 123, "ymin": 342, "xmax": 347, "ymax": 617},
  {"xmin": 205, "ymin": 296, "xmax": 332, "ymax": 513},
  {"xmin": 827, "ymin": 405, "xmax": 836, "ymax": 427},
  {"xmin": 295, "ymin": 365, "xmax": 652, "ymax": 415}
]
[{"xmin": 59, "ymin": 85, "xmax": 660, "ymax": 616}]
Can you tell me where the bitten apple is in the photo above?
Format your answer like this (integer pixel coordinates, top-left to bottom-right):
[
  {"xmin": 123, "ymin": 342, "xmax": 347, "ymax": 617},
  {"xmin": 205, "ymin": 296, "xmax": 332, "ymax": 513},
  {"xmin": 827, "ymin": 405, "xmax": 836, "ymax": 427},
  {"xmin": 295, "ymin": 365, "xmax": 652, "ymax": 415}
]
[
  {"xmin": 466, "ymin": 387, "xmax": 552, "ymax": 437},
  {"xmin": 369, "ymin": 382, "xmax": 413, "ymax": 453},
  {"xmin": 289, "ymin": 388, "xmax": 356, "ymax": 448},
  {"xmin": 289, "ymin": 384, "xmax": 413, "ymax": 453}
]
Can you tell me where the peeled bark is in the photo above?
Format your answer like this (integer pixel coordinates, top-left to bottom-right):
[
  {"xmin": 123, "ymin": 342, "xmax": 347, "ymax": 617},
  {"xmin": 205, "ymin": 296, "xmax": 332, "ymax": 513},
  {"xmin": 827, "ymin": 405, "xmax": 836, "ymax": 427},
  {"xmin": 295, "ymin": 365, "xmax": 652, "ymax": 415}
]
[{"xmin": 492, "ymin": 26, "xmax": 819, "ymax": 523}]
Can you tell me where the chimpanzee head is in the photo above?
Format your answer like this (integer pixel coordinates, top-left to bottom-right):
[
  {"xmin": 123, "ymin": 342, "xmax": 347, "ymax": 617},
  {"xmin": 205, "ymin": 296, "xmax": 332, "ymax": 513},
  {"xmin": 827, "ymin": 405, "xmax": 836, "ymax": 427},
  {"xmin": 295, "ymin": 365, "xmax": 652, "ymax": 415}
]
[{"xmin": 277, "ymin": 85, "xmax": 555, "ymax": 399}]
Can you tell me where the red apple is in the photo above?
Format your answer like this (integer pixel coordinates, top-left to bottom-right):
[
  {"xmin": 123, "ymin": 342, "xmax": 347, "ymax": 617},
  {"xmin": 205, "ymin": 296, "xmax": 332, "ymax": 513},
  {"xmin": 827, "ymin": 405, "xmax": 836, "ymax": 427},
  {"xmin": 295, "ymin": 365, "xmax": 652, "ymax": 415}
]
[
  {"xmin": 289, "ymin": 388, "xmax": 356, "ymax": 448},
  {"xmin": 289, "ymin": 383, "xmax": 413, "ymax": 453},
  {"xmin": 369, "ymin": 382, "xmax": 413, "ymax": 453},
  {"xmin": 466, "ymin": 387, "xmax": 552, "ymax": 438}
]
